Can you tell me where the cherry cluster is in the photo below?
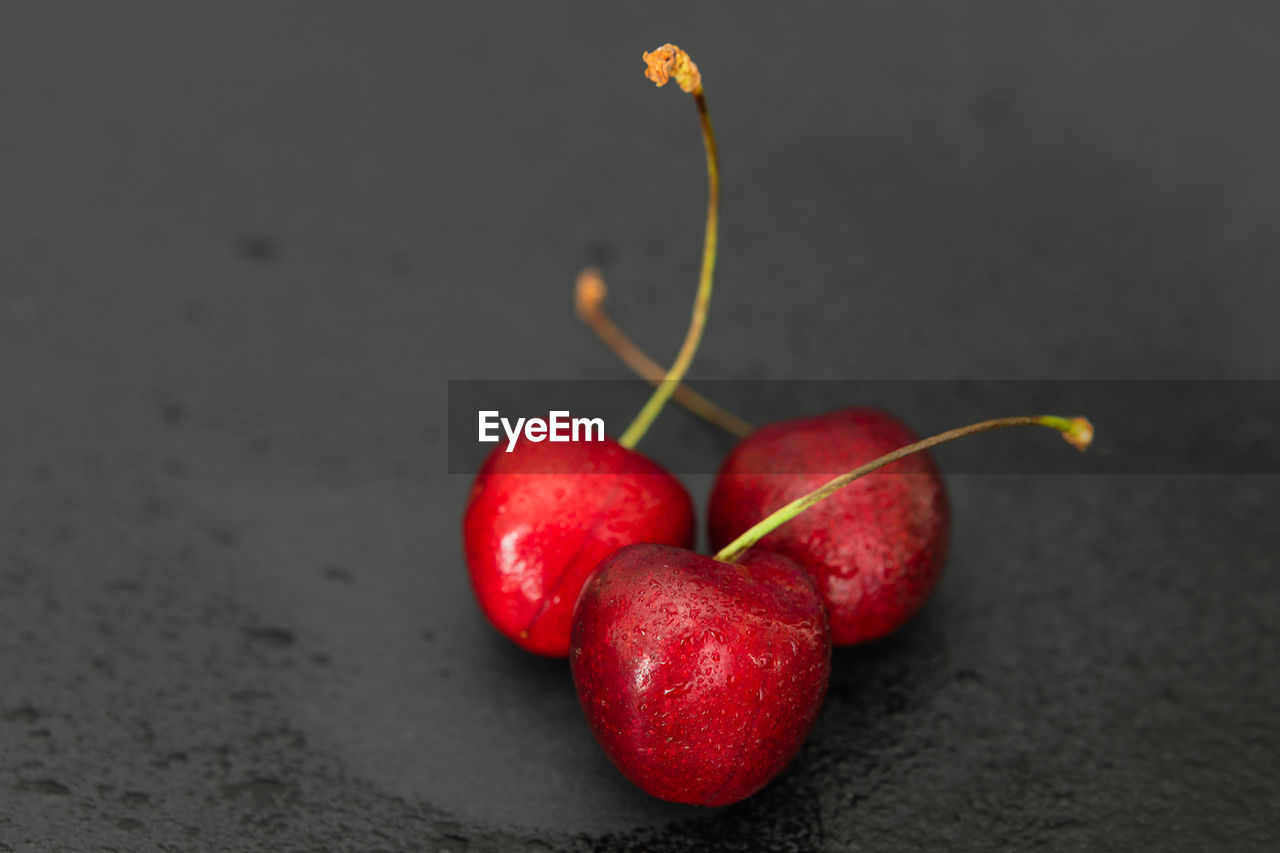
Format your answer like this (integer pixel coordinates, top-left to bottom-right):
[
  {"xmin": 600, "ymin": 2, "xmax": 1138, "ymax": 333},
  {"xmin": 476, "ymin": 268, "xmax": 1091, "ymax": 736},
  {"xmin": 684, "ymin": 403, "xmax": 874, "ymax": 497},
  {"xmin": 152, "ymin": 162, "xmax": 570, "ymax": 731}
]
[{"xmin": 461, "ymin": 45, "xmax": 1091, "ymax": 807}]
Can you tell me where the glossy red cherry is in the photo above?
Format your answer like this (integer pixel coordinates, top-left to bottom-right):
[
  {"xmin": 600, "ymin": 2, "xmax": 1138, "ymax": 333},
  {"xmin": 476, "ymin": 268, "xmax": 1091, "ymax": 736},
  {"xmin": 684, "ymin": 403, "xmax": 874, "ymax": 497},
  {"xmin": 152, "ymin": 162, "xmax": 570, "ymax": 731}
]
[
  {"xmin": 570, "ymin": 543, "xmax": 831, "ymax": 806},
  {"xmin": 463, "ymin": 438, "xmax": 694, "ymax": 657},
  {"xmin": 708, "ymin": 407, "xmax": 949, "ymax": 646}
]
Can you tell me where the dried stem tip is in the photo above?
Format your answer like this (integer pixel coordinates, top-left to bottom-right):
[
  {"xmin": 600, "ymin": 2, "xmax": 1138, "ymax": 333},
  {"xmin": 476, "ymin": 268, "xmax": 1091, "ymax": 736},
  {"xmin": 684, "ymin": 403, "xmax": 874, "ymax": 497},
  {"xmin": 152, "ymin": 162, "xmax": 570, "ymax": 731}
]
[
  {"xmin": 1062, "ymin": 417, "xmax": 1095, "ymax": 452},
  {"xmin": 643, "ymin": 44, "xmax": 702, "ymax": 94},
  {"xmin": 575, "ymin": 267, "xmax": 607, "ymax": 321}
]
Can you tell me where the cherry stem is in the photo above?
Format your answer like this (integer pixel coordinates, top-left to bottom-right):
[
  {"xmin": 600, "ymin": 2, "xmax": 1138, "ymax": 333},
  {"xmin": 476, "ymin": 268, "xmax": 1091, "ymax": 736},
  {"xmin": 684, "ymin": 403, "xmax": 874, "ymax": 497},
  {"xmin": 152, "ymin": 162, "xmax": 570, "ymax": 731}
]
[
  {"xmin": 617, "ymin": 45, "xmax": 719, "ymax": 450},
  {"xmin": 714, "ymin": 414, "xmax": 1095, "ymax": 564},
  {"xmin": 576, "ymin": 268, "xmax": 752, "ymax": 438}
]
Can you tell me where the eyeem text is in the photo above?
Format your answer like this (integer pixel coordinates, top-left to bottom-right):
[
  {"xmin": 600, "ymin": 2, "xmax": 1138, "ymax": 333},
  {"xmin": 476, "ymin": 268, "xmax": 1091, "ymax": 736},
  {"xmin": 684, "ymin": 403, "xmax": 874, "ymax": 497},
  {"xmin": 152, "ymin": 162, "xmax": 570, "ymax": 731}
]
[{"xmin": 478, "ymin": 410, "xmax": 606, "ymax": 453}]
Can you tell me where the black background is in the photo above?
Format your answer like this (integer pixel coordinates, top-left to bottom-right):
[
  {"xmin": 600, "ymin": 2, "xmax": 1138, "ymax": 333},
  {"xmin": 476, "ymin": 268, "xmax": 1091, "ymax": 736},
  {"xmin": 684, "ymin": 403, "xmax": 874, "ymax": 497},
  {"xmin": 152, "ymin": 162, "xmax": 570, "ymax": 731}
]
[{"xmin": 2, "ymin": 3, "xmax": 1277, "ymax": 850}]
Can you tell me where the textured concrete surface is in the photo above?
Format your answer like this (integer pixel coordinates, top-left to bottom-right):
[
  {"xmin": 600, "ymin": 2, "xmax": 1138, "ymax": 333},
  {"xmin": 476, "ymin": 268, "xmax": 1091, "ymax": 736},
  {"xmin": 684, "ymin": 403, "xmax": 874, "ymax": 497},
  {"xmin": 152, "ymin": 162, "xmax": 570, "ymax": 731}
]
[{"xmin": 2, "ymin": 2, "xmax": 1277, "ymax": 850}]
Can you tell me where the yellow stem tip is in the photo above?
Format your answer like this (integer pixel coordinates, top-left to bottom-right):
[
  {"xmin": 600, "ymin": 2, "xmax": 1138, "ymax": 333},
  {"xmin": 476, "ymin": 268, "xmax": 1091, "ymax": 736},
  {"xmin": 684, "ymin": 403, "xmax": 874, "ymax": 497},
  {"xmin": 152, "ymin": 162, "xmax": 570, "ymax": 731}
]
[{"xmin": 643, "ymin": 44, "xmax": 702, "ymax": 94}]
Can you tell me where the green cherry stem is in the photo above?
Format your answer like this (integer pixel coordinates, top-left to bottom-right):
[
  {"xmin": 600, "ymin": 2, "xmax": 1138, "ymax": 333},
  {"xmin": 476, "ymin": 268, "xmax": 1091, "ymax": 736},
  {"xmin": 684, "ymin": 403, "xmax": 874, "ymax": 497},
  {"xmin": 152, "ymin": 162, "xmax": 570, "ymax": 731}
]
[
  {"xmin": 714, "ymin": 414, "xmax": 1095, "ymax": 564},
  {"xmin": 617, "ymin": 44, "xmax": 720, "ymax": 450}
]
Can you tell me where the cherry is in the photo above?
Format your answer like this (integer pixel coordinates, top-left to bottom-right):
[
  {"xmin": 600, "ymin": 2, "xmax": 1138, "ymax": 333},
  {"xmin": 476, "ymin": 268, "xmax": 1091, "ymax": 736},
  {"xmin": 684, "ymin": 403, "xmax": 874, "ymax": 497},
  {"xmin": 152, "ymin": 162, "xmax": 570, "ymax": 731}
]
[
  {"xmin": 462, "ymin": 44, "xmax": 720, "ymax": 657},
  {"xmin": 571, "ymin": 414, "xmax": 1092, "ymax": 806},
  {"xmin": 464, "ymin": 439, "xmax": 695, "ymax": 655},
  {"xmin": 709, "ymin": 407, "xmax": 948, "ymax": 645},
  {"xmin": 570, "ymin": 544, "xmax": 830, "ymax": 806}
]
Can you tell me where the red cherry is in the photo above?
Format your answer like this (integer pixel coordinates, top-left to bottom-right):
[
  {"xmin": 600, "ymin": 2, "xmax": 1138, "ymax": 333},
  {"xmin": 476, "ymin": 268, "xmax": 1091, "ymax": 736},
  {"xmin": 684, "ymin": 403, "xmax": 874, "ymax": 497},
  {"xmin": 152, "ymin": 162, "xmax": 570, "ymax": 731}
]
[
  {"xmin": 708, "ymin": 407, "xmax": 949, "ymax": 646},
  {"xmin": 463, "ymin": 438, "xmax": 694, "ymax": 657},
  {"xmin": 570, "ymin": 543, "xmax": 831, "ymax": 806}
]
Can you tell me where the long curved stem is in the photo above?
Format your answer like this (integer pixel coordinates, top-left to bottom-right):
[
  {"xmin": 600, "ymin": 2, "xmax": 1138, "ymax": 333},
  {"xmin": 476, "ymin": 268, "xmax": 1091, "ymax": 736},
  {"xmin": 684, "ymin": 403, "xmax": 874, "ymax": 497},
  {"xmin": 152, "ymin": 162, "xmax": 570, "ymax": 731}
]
[
  {"xmin": 576, "ymin": 268, "xmax": 752, "ymax": 438},
  {"xmin": 715, "ymin": 415, "xmax": 1094, "ymax": 563},
  {"xmin": 618, "ymin": 48, "xmax": 719, "ymax": 450}
]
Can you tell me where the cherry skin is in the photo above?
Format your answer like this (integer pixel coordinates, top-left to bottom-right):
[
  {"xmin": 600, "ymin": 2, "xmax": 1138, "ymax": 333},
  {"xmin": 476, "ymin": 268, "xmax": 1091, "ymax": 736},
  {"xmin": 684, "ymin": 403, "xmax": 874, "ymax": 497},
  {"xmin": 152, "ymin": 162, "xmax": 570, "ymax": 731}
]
[
  {"xmin": 463, "ymin": 437, "xmax": 695, "ymax": 657},
  {"xmin": 570, "ymin": 543, "xmax": 831, "ymax": 806},
  {"xmin": 708, "ymin": 407, "xmax": 949, "ymax": 646}
]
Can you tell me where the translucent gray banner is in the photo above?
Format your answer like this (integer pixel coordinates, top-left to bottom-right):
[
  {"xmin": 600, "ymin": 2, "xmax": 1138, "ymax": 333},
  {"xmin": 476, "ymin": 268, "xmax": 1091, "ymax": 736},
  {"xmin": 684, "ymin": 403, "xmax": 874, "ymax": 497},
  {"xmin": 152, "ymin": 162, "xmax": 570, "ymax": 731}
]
[{"xmin": 447, "ymin": 380, "xmax": 1279, "ymax": 475}]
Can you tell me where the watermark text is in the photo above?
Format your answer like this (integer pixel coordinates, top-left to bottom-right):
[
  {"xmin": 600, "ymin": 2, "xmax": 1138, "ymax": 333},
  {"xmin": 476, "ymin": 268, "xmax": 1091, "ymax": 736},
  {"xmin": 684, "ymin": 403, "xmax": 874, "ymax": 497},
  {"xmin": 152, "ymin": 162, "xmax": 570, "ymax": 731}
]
[{"xmin": 478, "ymin": 410, "xmax": 606, "ymax": 452}]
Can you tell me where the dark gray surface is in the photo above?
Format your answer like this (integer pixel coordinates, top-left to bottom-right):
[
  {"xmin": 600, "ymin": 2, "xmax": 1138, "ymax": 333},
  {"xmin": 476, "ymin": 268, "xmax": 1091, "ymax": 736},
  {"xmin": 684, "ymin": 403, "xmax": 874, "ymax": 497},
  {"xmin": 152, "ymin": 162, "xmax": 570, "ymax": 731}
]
[{"xmin": 2, "ymin": 2, "xmax": 1277, "ymax": 850}]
